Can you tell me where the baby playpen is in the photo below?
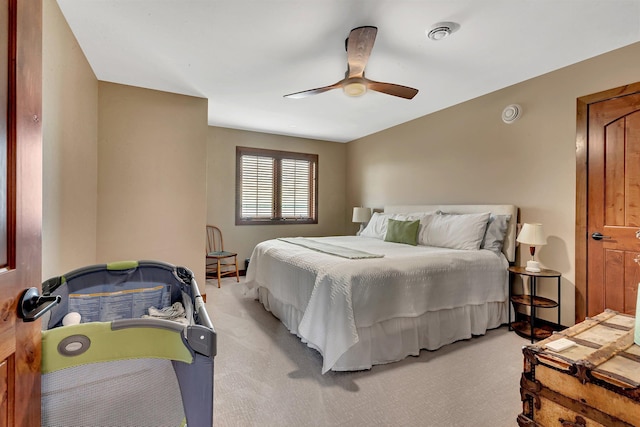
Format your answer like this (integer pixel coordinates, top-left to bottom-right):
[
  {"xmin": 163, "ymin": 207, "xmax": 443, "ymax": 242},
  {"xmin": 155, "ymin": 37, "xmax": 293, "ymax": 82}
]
[{"xmin": 40, "ymin": 260, "xmax": 215, "ymax": 427}]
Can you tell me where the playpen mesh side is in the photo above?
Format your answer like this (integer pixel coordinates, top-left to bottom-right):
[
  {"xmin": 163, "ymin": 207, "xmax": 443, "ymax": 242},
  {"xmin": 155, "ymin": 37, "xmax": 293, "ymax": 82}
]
[{"xmin": 42, "ymin": 358, "xmax": 185, "ymax": 427}]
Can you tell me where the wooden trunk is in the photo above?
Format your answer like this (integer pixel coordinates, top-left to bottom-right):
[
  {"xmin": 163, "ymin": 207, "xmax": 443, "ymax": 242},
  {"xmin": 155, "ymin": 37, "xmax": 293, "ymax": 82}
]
[{"xmin": 518, "ymin": 310, "xmax": 640, "ymax": 427}]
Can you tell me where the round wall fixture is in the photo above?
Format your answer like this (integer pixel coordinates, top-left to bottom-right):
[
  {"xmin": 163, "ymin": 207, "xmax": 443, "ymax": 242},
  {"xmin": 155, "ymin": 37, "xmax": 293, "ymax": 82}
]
[
  {"xmin": 426, "ymin": 22, "xmax": 460, "ymax": 41},
  {"xmin": 502, "ymin": 104, "xmax": 522, "ymax": 124}
]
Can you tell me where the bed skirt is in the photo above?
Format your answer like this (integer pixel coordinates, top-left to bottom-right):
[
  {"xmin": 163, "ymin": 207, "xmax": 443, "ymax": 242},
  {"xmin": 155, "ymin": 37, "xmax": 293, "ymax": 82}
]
[{"xmin": 256, "ymin": 286, "xmax": 508, "ymax": 372}]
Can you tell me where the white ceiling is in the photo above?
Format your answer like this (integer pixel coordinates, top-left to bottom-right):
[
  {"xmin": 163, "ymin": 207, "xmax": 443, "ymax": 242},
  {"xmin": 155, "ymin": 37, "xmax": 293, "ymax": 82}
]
[{"xmin": 57, "ymin": 0, "xmax": 640, "ymax": 143}]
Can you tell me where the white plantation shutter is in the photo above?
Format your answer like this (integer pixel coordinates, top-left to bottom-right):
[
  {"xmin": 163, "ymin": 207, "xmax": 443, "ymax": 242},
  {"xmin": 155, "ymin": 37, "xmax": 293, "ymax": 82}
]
[
  {"xmin": 281, "ymin": 158, "xmax": 310, "ymax": 218},
  {"xmin": 241, "ymin": 155, "xmax": 274, "ymax": 218},
  {"xmin": 236, "ymin": 147, "xmax": 317, "ymax": 224}
]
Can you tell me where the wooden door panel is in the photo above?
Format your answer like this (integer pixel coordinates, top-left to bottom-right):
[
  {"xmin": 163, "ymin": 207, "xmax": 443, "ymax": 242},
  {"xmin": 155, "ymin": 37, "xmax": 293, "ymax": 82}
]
[
  {"xmin": 604, "ymin": 249, "xmax": 624, "ymax": 311},
  {"xmin": 605, "ymin": 118, "xmax": 625, "ymax": 225},
  {"xmin": 604, "ymin": 119, "xmax": 625, "ymax": 224},
  {"xmin": 606, "ymin": 111, "xmax": 640, "ymax": 231},
  {"xmin": 0, "ymin": 358, "xmax": 9, "ymax": 426},
  {"xmin": 627, "ymin": 113, "xmax": 640, "ymax": 225},
  {"xmin": 624, "ymin": 252, "xmax": 640, "ymax": 314},
  {"xmin": 587, "ymin": 93, "xmax": 640, "ymax": 317},
  {"xmin": 602, "ymin": 226, "xmax": 640, "ymax": 246},
  {"xmin": 576, "ymin": 82, "xmax": 640, "ymax": 323}
]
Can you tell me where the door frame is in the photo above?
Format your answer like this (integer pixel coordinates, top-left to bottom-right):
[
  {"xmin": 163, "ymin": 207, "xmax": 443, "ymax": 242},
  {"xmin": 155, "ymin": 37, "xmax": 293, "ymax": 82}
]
[{"xmin": 575, "ymin": 81, "xmax": 640, "ymax": 323}]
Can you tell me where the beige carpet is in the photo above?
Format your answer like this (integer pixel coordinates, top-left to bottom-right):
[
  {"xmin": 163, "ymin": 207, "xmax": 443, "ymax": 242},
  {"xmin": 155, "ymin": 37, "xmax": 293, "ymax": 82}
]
[{"xmin": 205, "ymin": 277, "xmax": 529, "ymax": 427}]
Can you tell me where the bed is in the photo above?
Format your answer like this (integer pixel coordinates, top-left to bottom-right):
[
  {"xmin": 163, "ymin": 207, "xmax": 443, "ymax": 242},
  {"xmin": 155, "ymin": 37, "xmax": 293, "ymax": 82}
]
[{"xmin": 244, "ymin": 204, "xmax": 518, "ymax": 373}]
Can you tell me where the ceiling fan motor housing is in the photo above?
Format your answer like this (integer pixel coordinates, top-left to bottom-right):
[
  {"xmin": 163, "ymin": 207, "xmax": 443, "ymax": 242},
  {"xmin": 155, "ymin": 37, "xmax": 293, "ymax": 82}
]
[{"xmin": 343, "ymin": 78, "xmax": 367, "ymax": 97}]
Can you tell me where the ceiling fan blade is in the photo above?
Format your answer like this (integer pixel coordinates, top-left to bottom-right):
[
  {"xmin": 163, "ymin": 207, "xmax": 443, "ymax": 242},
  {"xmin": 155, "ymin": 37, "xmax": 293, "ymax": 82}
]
[
  {"xmin": 366, "ymin": 80, "xmax": 419, "ymax": 100},
  {"xmin": 284, "ymin": 27, "xmax": 418, "ymax": 100},
  {"xmin": 283, "ymin": 81, "xmax": 343, "ymax": 99},
  {"xmin": 346, "ymin": 26, "xmax": 377, "ymax": 78}
]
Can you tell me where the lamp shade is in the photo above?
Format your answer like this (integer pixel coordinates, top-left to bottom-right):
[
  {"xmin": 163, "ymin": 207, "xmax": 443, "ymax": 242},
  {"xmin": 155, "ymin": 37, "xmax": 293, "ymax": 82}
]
[
  {"xmin": 516, "ymin": 223, "xmax": 546, "ymax": 246},
  {"xmin": 352, "ymin": 207, "xmax": 371, "ymax": 223}
]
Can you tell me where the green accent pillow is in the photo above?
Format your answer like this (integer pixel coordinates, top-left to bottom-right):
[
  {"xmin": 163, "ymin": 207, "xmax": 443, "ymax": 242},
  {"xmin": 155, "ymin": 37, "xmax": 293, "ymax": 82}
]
[{"xmin": 384, "ymin": 219, "xmax": 420, "ymax": 246}]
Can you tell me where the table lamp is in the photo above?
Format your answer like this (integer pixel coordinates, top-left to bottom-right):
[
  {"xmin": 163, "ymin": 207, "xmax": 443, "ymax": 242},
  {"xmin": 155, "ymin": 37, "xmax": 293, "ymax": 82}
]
[
  {"xmin": 516, "ymin": 223, "xmax": 546, "ymax": 272},
  {"xmin": 352, "ymin": 207, "xmax": 371, "ymax": 235}
]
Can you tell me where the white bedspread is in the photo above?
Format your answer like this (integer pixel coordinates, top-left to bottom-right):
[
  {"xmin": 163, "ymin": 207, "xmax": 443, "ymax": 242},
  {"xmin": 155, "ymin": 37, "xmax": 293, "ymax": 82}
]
[{"xmin": 245, "ymin": 236, "xmax": 509, "ymax": 373}]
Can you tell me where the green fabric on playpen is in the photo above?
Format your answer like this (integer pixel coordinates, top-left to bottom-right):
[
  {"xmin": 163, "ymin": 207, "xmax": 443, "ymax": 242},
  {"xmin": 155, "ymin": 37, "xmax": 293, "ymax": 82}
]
[{"xmin": 41, "ymin": 321, "xmax": 192, "ymax": 374}]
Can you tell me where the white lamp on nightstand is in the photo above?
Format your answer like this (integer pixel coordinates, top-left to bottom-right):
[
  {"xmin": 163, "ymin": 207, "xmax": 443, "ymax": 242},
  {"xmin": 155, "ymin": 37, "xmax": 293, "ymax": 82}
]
[
  {"xmin": 516, "ymin": 223, "xmax": 547, "ymax": 272},
  {"xmin": 352, "ymin": 207, "xmax": 371, "ymax": 235}
]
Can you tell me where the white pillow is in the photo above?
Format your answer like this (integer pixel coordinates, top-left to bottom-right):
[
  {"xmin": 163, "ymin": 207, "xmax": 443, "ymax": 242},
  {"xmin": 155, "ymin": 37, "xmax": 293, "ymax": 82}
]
[
  {"xmin": 419, "ymin": 212, "xmax": 491, "ymax": 250},
  {"xmin": 481, "ymin": 214, "xmax": 511, "ymax": 255},
  {"xmin": 407, "ymin": 213, "xmax": 435, "ymax": 243},
  {"xmin": 359, "ymin": 212, "xmax": 393, "ymax": 239},
  {"xmin": 404, "ymin": 211, "xmax": 439, "ymax": 217}
]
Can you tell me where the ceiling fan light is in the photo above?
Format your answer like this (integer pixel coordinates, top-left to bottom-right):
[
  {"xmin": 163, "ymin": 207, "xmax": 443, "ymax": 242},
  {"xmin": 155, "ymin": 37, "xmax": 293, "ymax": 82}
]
[{"xmin": 343, "ymin": 81, "xmax": 367, "ymax": 97}]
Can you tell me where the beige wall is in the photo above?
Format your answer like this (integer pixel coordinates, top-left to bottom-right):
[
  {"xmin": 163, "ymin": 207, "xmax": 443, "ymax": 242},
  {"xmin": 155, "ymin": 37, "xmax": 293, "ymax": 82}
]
[
  {"xmin": 44, "ymin": 2, "xmax": 210, "ymax": 288},
  {"xmin": 42, "ymin": 0, "xmax": 98, "ymax": 280},
  {"xmin": 41, "ymin": 3, "xmax": 640, "ymax": 325},
  {"xmin": 347, "ymin": 41, "xmax": 640, "ymax": 327},
  {"xmin": 207, "ymin": 127, "xmax": 348, "ymax": 265},
  {"xmin": 97, "ymin": 83, "xmax": 208, "ymax": 285}
]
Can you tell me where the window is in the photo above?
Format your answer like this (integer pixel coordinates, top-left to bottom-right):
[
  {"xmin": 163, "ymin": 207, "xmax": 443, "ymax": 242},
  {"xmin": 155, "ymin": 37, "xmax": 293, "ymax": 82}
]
[{"xmin": 236, "ymin": 146, "xmax": 318, "ymax": 225}]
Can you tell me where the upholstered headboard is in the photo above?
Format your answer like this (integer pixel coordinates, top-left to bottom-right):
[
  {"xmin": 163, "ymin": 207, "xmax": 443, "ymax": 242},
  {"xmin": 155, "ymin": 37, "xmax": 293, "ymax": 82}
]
[{"xmin": 384, "ymin": 204, "xmax": 519, "ymax": 263}]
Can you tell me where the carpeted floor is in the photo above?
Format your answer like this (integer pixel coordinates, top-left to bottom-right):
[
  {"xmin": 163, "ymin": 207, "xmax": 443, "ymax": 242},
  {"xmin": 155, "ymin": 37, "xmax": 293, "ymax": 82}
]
[{"xmin": 205, "ymin": 277, "xmax": 530, "ymax": 427}]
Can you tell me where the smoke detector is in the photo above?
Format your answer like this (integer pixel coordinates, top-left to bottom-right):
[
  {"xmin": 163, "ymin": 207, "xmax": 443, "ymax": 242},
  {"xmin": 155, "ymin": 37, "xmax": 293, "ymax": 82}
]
[{"xmin": 427, "ymin": 22, "xmax": 460, "ymax": 41}]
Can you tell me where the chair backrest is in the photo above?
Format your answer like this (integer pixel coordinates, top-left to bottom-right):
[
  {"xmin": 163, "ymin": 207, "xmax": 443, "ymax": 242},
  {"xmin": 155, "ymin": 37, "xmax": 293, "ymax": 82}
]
[{"xmin": 206, "ymin": 225, "xmax": 224, "ymax": 253}]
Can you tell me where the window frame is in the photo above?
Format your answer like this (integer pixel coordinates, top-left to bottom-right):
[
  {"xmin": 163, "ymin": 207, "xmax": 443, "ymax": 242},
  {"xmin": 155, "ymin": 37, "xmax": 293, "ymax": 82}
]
[{"xmin": 235, "ymin": 146, "xmax": 318, "ymax": 225}]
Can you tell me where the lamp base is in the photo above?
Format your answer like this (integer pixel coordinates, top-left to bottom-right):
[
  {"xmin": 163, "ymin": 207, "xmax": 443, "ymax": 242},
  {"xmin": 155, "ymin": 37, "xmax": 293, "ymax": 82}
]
[{"xmin": 525, "ymin": 260, "xmax": 541, "ymax": 273}]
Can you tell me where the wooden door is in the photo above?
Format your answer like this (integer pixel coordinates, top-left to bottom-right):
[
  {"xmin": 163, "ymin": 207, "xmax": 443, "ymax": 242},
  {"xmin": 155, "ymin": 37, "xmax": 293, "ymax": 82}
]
[
  {"xmin": 0, "ymin": 0, "xmax": 43, "ymax": 425},
  {"xmin": 579, "ymin": 86, "xmax": 640, "ymax": 319}
]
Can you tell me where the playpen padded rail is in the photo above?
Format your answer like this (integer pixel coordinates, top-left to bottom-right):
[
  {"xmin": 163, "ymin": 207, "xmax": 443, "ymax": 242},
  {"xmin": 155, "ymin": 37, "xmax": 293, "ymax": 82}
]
[{"xmin": 42, "ymin": 320, "xmax": 193, "ymax": 373}]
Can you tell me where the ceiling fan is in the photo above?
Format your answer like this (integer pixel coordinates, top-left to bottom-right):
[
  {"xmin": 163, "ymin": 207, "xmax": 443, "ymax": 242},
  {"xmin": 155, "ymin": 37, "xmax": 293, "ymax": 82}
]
[{"xmin": 283, "ymin": 26, "xmax": 419, "ymax": 100}]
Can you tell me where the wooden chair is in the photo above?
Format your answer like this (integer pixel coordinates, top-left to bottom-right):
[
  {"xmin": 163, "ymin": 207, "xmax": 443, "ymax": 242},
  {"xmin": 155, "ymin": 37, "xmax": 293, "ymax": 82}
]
[{"xmin": 206, "ymin": 225, "xmax": 239, "ymax": 288}]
